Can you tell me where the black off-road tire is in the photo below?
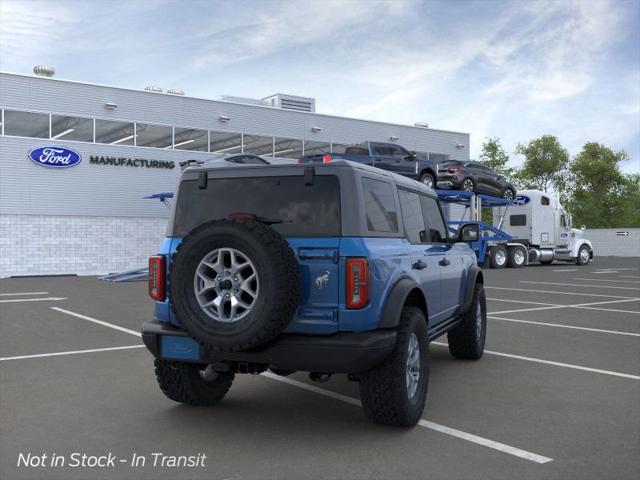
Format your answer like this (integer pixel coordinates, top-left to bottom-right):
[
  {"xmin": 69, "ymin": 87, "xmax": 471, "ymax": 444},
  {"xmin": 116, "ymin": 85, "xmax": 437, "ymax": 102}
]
[
  {"xmin": 170, "ymin": 219, "xmax": 301, "ymax": 351},
  {"xmin": 359, "ymin": 307, "xmax": 429, "ymax": 427},
  {"xmin": 419, "ymin": 172, "xmax": 435, "ymax": 189},
  {"xmin": 155, "ymin": 359, "xmax": 235, "ymax": 406},
  {"xmin": 448, "ymin": 283, "xmax": 486, "ymax": 360},
  {"xmin": 489, "ymin": 245, "xmax": 507, "ymax": 269}
]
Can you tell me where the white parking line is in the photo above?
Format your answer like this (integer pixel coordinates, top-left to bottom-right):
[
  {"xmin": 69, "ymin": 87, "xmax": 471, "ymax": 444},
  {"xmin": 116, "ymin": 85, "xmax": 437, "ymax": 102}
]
[
  {"xmin": 261, "ymin": 372, "xmax": 553, "ymax": 464},
  {"xmin": 486, "ymin": 286, "xmax": 636, "ymax": 299},
  {"xmin": 0, "ymin": 292, "xmax": 49, "ymax": 296},
  {"xmin": 488, "ymin": 316, "xmax": 640, "ymax": 337},
  {"xmin": 621, "ymin": 276, "xmax": 640, "ymax": 279},
  {"xmin": 0, "ymin": 297, "xmax": 67, "ymax": 303},
  {"xmin": 521, "ymin": 281, "xmax": 640, "ymax": 291},
  {"xmin": 490, "ymin": 297, "xmax": 640, "ymax": 315},
  {"xmin": 552, "ymin": 269, "xmax": 578, "ymax": 272},
  {"xmin": 51, "ymin": 307, "xmax": 141, "ymax": 337},
  {"xmin": 432, "ymin": 342, "xmax": 640, "ymax": 380},
  {"xmin": 574, "ymin": 306, "xmax": 640, "ymax": 315},
  {"xmin": 572, "ymin": 278, "xmax": 640, "ymax": 284},
  {"xmin": 0, "ymin": 345, "xmax": 145, "ymax": 362},
  {"xmin": 488, "ymin": 298, "xmax": 558, "ymax": 306}
]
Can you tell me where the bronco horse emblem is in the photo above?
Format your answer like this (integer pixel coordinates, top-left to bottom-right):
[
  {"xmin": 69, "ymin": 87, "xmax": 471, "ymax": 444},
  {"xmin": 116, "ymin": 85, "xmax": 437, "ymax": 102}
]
[{"xmin": 314, "ymin": 270, "xmax": 330, "ymax": 289}]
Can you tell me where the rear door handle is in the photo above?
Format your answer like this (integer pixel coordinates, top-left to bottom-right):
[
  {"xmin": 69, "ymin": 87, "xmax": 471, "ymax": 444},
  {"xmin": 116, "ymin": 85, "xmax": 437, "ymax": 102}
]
[
  {"xmin": 412, "ymin": 260, "xmax": 427, "ymax": 270},
  {"xmin": 439, "ymin": 258, "xmax": 451, "ymax": 267}
]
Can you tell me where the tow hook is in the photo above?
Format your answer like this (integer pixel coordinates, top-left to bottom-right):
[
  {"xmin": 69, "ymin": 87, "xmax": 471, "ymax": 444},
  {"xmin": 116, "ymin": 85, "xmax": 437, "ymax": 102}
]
[{"xmin": 309, "ymin": 372, "xmax": 332, "ymax": 383}]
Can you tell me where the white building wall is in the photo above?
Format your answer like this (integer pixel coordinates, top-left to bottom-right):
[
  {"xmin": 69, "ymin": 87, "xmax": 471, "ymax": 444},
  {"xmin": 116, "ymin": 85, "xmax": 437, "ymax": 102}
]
[
  {"xmin": 586, "ymin": 228, "xmax": 640, "ymax": 258},
  {"xmin": 0, "ymin": 215, "xmax": 167, "ymax": 277}
]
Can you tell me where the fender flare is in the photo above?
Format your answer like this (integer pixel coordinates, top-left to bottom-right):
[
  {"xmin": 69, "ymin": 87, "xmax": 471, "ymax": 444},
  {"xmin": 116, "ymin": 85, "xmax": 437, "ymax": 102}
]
[
  {"xmin": 571, "ymin": 238, "xmax": 593, "ymax": 258},
  {"xmin": 460, "ymin": 265, "xmax": 483, "ymax": 314},
  {"xmin": 419, "ymin": 167, "xmax": 437, "ymax": 180},
  {"xmin": 378, "ymin": 278, "xmax": 425, "ymax": 329}
]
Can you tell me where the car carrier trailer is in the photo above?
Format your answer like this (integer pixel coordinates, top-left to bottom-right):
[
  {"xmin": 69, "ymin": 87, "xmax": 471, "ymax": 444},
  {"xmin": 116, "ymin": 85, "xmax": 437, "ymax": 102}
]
[{"xmin": 438, "ymin": 189, "xmax": 593, "ymax": 268}]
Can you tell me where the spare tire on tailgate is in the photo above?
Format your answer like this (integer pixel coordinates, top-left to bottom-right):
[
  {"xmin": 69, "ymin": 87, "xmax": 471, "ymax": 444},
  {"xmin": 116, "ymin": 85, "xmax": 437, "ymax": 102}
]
[{"xmin": 170, "ymin": 219, "xmax": 301, "ymax": 351}]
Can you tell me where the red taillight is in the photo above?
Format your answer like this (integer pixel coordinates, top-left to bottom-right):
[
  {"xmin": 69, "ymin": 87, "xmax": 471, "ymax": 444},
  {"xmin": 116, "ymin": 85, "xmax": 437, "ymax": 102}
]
[
  {"xmin": 323, "ymin": 153, "xmax": 332, "ymax": 163},
  {"xmin": 346, "ymin": 258, "xmax": 369, "ymax": 309},
  {"xmin": 448, "ymin": 167, "xmax": 460, "ymax": 173},
  {"xmin": 148, "ymin": 256, "xmax": 166, "ymax": 301}
]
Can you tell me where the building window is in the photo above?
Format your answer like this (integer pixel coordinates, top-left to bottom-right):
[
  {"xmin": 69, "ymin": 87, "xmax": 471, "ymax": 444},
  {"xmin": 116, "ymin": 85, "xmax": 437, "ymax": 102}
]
[
  {"xmin": 210, "ymin": 131, "xmax": 243, "ymax": 154},
  {"xmin": 3, "ymin": 110, "xmax": 49, "ymax": 138},
  {"xmin": 428, "ymin": 153, "xmax": 450, "ymax": 163},
  {"xmin": 361, "ymin": 177, "xmax": 398, "ymax": 233},
  {"xmin": 273, "ymin": 137, "xmax": 303, "ymax": 159},
  {"xmin": 173, "ymin": 127, "xmax": 208, "ymax": 151},
  {"xmin": 135, "ymin": 123, "xmax": 173, "ymax": 149},
  {"xmin": 51, "ymin": 114, "xmax": 93, "ymax": 142},
  {"xmin": 303, "ymin": 140, "xmax": 330, "ymax": 156},
  {"xmin": 95, "ymin": 119, "xmax": 135, "ymax": 145},
  {"xmin": 243, "ymin": 134, "xmax": 274, "ymax": 156}
]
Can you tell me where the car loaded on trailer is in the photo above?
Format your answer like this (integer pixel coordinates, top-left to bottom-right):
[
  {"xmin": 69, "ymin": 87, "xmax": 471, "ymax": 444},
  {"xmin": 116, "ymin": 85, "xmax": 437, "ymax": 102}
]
[
  {"xmin": 143, "ymin": 160, "xmax": 486, "ymax": 427},
  {"xmin": 299, "ymin": 141, "xmax": 439, "ymax": 189},
  {"xmin": 437, "ymin": 160, "xmax": 517, "ymax": 200}
]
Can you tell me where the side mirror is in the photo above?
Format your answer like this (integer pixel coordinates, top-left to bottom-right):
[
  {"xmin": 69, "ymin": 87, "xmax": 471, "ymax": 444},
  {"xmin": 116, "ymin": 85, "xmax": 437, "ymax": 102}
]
[
  {"xmin": 405, "ymin": 151, "xmax": 417, "ymax": 161},
  {"xmin": 458, "ymin": 223, "xmax": 480, "ymax": 242}
]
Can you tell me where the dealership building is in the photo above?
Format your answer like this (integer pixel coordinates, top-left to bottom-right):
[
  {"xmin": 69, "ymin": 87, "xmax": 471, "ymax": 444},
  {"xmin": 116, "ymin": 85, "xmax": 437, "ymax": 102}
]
[{"xmin": 0, "ymin": 69, "xmax": 470, "ymax": 277}]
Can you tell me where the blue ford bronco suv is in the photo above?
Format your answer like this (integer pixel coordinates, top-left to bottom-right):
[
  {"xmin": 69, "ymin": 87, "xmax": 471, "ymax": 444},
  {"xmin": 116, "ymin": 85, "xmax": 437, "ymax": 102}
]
[{"xmin": 142, "ymin": 160, "xmax": 486, "ymax": 427}]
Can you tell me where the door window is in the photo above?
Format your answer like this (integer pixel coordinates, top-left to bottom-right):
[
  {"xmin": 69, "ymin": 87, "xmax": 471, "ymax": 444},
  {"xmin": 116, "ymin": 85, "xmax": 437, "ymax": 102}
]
[
  {"xmin": 389, "ymin": 145, "xmax": 409, "ymax": 158},
  {"xmin": 398, "ymin": 189, "xmax": 426, "ymax": 243},
  {"xmin": 420, "ymin": 195, "xmax": 448, "ymax": 243},
  {"xmin": 361, "ymin": 178, "xmax": 398, "ymax": 233}
]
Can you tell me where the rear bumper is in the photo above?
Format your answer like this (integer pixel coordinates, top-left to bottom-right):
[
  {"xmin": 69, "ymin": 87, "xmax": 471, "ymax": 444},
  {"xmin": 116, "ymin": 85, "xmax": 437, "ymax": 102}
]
[{"xmin": 142, "ymin": 321, "xmax": 397, "ymax": 374}]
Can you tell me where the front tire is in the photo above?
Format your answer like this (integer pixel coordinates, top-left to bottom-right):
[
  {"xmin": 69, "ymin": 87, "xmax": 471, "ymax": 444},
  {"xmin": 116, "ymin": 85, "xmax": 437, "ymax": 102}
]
[
  {"xmin": 462, "ymin": 178, "xmax": 475, "ymax": 192},
  {"xmin": 448, "ymin": 283, "xmax": 486, "ymax": 360},
  {"xmin": 359, "ymin": 307, "xmax": 429, "ymax": 427},
  {"xmin": 576, "ymin": 245, "xmax": 591, "ymax": 265},
  {"xmin": 503, "ymin": 188, "xmax": 515, "ymax": 201},
  {"xmin": 155, "ymin": 360, "xmax": 235, "ymax": 405},
  {"xmin": 419, "ymin": 172, "xmax": 435, "ymax": 189}
]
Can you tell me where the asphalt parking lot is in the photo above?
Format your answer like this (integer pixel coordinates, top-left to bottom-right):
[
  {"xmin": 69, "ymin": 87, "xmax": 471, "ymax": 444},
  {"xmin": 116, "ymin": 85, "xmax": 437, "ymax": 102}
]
[{"xmin": 1, "ymin": 257, "xmax": 639, "ymax": 480}]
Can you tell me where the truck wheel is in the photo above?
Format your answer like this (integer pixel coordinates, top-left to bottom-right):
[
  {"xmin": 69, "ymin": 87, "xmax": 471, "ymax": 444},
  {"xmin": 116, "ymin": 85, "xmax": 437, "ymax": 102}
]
[
  {"xmin": 170, "ymin": 219, "xmax": 301, "ymax": 351},
  {"xmin": 489, "ymin": 245, "xmax": 507, "ymax": 269},
  {"xmin": 576, "ymin": 245, "xmax": 591, "ymax": 265},
  {"xmin": 507, "ymin": 246, "xmax": 526, "ymax": 268},
  {"xmin": 154, "ymin": 360, "xmax": 235, "ymax": 405},
  {"xmin": 448, "ymin": 283, "xmax": 486, "ymax": 360},
  {"xmin": 359, "ymin": 307, "xmax": 429, "ymax": 427},
  {"xmin": 419, "ymin": 172, "xmax": 435, "ymax": 189}
]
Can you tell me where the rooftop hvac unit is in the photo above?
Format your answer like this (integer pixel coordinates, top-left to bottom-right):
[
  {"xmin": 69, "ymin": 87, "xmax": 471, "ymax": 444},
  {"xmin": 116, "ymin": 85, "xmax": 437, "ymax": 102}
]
[
  {"xmin": 144, "ymin": 85, "xmax": 163, "ymax": 93},
  {"xmin": 167, "ymin": 88, "xmax": 185, "ymax": 96},
  {"xmin": 262, "ymin": 94, "xmax": 316, "ymax": 113},
  {"xmin": 33, "ymin": 65, "xmax": 55, "ymax": 77}
]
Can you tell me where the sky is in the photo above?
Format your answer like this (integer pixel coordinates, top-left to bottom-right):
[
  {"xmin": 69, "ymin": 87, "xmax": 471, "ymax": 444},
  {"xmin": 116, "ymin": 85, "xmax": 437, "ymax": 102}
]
[{"xmin": 1, "ymin": 0, "xmax": 639, "ymax": 172}]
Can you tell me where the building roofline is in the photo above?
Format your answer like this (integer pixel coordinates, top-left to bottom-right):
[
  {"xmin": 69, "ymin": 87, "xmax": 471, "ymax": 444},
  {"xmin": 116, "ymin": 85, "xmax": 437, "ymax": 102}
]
[{"xmin": 0, "ymin": 71, "xmax": 470, "ymax": 137}]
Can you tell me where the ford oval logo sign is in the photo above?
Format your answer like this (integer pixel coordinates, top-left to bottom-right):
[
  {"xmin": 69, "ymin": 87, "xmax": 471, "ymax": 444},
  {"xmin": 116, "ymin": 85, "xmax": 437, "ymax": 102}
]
[
  {"xmin": 514, "ymin": 195, "xmax": 530, "ymax": 205},
  {"xmin": 28, "ymin": 146, "xmax": 82, "ymax": 168}
]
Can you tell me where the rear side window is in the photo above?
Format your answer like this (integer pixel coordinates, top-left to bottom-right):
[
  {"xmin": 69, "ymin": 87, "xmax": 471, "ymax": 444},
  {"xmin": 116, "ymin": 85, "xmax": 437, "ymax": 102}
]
[
  {"xmin": 510, "ymin": 214, "xmax": 527, "ymax": 226},
  {"xmin": 345, "ymin": 147, "xmax": 369, "ymax": 156},
  {"xmin": 420, "ymin": 196, "xmax": 448, "ymax": 243},
  {"xmin": 361, "ymin": 178, "xmax": 398, "ymax": 233},
  {"xmin": 173, "ymin": 175, "xmax": 341, "ymax": 237},
  {"xmin": 398, "ymin": 190, "xmax": 426, "ymax": 243}
]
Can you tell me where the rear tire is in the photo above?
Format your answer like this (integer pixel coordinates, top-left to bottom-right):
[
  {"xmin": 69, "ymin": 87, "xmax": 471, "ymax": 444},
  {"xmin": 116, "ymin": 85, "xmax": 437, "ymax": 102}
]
[
  {"xmin": 489, "ymin": 245, "xmax": 507, "ymax": 269},
  {"xmin": 155, "ymin": 360, "xmax": 235, "ymax": 406},
  {"xmin": 507, "ymin": 246, "xmax": 526, "ymax": 268},
  {"xmin": 448, "ymin": 283, "xmax": 486, "ymax": 360},
  {"xmin": 359, "ymin": 307, "xmax": 429, "ymax": 427},
  {"xmin": 419, "ymin": 172, "xmax": 435, "ymax": 189},
  {"xmin": 462, "ymin": 178, "xmax": 475, "ymax": 192}
]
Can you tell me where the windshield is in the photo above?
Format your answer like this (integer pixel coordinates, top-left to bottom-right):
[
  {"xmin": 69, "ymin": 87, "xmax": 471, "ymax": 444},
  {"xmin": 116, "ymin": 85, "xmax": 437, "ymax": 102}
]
[{"xmin": 173, "ymin": 175, "xmax": 341, "ymax": 237}]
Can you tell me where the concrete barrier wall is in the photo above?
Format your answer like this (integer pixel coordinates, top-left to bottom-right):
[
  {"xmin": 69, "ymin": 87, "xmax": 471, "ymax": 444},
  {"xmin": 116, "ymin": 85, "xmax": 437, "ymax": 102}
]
[{"xmin": 585, "ymin": 228, "xmax": 640, "ymax": 258}]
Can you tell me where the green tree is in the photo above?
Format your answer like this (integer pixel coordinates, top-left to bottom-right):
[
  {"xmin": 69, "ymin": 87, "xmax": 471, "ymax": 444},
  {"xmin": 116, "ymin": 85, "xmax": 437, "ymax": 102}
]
[
  {"xmin": 479, "ymin": 137, "xmax": 514, "ymax": 176},
  {"xmin": 566, "ymin": 142, "xmax": 631, "ymax": 228},
  {"xmin": 618, "ymin": 174, "xmax": 640, "ymax": 227},
  {"xmin": 515, "ymin": 135, "xmax": 569, "ymax": 193}
]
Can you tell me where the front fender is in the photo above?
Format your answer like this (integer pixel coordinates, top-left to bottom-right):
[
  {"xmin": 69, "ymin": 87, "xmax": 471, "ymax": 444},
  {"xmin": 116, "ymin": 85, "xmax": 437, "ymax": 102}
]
[
  {"xmin": 460, "ymin": 265, "xmax": 483, "ymax": 314},
  {"xmin": 570, "ymin": 239, "xmax": 593, "ymax": 257}
]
